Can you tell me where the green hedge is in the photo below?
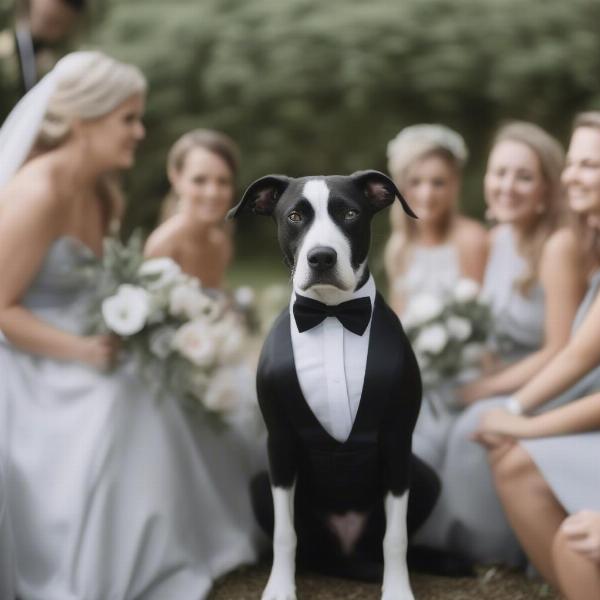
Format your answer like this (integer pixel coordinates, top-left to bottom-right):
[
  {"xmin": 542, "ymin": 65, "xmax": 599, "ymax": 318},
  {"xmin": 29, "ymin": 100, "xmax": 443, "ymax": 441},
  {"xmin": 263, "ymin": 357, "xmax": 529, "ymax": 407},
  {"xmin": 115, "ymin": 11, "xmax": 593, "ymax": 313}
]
[{"xmin": 5, "ymin": 0, "xmax": 600, "ymax": 255}]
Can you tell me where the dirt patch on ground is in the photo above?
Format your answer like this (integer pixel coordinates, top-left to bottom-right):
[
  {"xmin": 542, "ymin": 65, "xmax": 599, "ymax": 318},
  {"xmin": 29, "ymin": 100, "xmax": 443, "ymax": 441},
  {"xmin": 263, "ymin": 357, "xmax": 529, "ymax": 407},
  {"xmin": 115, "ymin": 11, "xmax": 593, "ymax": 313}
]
[{"xmin": 210, "ymin": 562, "xmax": 560, "ymax": 599}]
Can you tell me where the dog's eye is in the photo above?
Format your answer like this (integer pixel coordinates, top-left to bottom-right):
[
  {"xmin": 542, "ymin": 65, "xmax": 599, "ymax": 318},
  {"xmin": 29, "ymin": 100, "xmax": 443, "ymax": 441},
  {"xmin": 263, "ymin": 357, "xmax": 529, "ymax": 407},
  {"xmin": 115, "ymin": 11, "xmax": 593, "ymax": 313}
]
[
  {"xmin": 345, "ymin": 209, "xmax": 359, "ymax": 220},
  {"xmin": 288, "ymin": 211, "xmax": 303, "ymax": 223}
]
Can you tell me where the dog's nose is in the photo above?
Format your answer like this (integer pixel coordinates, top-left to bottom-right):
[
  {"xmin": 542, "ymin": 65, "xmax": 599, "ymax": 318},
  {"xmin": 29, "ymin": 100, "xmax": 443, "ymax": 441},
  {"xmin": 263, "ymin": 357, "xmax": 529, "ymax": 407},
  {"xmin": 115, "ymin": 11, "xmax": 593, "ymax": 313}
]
[{"xmin": 307, "ymin": 247, "xmax": 337, "ymax": 272}]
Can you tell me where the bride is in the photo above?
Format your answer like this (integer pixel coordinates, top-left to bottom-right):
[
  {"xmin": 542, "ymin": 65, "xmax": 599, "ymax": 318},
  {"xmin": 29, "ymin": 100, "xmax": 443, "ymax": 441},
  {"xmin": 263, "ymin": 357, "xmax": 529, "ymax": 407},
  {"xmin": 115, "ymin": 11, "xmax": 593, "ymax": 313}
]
[{"xmin": 0, "ymin": 51, "xmax": 260, "ymax": 599}]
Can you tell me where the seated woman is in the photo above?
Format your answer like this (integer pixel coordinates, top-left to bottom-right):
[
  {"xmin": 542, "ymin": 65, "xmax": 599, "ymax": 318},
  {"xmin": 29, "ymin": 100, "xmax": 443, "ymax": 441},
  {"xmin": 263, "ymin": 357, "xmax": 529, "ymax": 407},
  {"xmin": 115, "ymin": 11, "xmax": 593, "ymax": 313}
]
[
  {"xmin": 459, "ymin": 122, "xmax": 583, "ymax": 404},
  {"xmin": 471, "ymin": 114, "xmax": 600, "ymax": 594},
  {"xmin": 384, "ymin": 124, "xmax": 488, "ymax": 471},
  {"xmin": 384, "ymin": 123, "xmax": 488, "ymax": 316},
  {"xmin": 145, "ymin": 128, "xmax": 237, "ymax": 288},
  {"xmin": 475, "ymin": 394, "xmax": 600, "ymax": 600},
  {"xmin": 414, "ymin": 121, "xmax": 585, "ymax": 565},
  {"xmin": 0, "ymin": 53, "xmax": 260, "ymax": 599}
]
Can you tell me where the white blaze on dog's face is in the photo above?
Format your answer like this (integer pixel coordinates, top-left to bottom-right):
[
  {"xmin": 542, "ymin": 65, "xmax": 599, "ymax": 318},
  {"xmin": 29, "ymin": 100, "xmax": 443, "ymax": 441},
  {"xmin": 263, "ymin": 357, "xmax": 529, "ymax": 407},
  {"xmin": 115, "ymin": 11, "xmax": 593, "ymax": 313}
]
[
  {"xmin": 227, "ymin": 170, "xmax": 416, "ymax": 306},
  {"xmin": 293, "ymin": 179, "xmax": 366, "ymax": 304}
]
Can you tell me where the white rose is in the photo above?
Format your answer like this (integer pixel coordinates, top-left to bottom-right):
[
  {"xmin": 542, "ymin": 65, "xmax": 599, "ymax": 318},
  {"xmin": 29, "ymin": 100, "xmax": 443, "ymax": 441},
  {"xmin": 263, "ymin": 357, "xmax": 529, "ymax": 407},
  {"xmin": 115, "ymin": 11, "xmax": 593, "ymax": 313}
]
[
  {"xmin": 462, "ymin": 342, "xmax": 486, "ymax": 366},
  {"xmin": 101, "ymin": 284, "xmax": 150, "ymax": 336},
  {"xmin": 173, "ymin": 320, "xmax": 216, "ymax": 367},
  {"xmin": 453, "ymin": 278, "xmax": 480, "ymax": 303},
  {"xmin": 211, "ymin": 314, "xmax": 245, "ymax": 363},
  {"xmin": 220, "ymin": 328, "xmax": 245, "ymax": 363},
  {"xmin": 169, "ymin": 281, "xmax": 212, "ymax": 320},
  {"xmin": 203, "ymin": 368, "xmax": 241, "ymax": 414},
  {"xmin": 138, "ymin": 257, "xmax": 182, "ymax": 290},
  {"xmin": 446, "ymin": 316, "xmax": 472, "ymax": 341},
  {"xmin": 403, "ymin": 294, "xmax": 444, "ymax": 327},
  {"xmin": 234, "ymin": 286, "xmax": 255, "ymax": 308},
  {"xmin": 415, "ymin": 324, "xmax": 449, "ymax": 355},
  {"xmin": 149, "ymin": 326, "xmax": 176, "ymax": 359}
]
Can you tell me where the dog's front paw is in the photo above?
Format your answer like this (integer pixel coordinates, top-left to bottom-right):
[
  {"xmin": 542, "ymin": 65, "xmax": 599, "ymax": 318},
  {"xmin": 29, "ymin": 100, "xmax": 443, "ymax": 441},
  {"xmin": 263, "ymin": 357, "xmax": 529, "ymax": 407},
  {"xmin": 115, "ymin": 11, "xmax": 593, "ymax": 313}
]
[
  {"xmin": 381, "ymin": 576, "xmax": 415, "ymax": 600},
  {"xmin": 261, "ymin": 574, "xmax": 296, "ymax": 600},
  {"xmin": 381, "ymin": 587, "xmax": 415, "ymax": 600}
]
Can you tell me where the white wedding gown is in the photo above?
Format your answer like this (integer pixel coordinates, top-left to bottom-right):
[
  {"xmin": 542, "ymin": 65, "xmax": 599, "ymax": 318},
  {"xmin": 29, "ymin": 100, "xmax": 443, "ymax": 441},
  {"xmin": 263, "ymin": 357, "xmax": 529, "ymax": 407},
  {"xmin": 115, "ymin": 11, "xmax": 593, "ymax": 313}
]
[{"xmin": 0, "ymin": 236, "xmax": 263, "ymax": 600}]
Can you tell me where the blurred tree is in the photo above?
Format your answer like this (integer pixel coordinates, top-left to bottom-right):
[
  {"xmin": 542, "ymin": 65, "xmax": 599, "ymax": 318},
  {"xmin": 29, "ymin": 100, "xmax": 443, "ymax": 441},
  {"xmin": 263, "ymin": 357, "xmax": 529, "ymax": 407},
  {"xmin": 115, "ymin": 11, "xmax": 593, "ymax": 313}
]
[{"xmin": 4, "ymin": 0, "xmax": 600, "ymax": 258}]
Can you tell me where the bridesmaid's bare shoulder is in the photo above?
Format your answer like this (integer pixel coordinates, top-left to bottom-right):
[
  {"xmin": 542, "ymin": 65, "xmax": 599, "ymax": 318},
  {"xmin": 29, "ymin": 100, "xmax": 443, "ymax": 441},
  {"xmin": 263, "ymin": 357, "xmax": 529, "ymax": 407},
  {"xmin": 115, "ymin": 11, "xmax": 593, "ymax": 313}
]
[
  {"xmin": 453, "ymin": 215, "xmax": 489, "ymax": 254},
  {"xmin": 144, "ymin": 214, "xmax": 187, "ymax": 259},
  {"xmin": 0, "ymin": 158, "xmax": 65, "ymax": 232}
]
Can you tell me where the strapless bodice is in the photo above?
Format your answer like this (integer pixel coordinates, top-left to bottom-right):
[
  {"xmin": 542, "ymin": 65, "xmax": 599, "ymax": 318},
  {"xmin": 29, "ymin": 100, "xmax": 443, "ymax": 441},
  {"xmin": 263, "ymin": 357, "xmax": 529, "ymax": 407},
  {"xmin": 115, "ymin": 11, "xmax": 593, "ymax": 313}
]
[{"xmin": 20, "ymin": 236, "xmax": 96, "ymax": 334}]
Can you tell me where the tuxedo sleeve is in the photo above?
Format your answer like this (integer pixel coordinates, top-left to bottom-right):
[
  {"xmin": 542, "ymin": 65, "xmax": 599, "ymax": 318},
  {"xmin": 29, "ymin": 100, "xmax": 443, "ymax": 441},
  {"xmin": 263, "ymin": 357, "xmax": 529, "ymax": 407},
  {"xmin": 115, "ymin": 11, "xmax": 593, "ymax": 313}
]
[
  {"xmin": 381, "ymin": 326, "xmax": 422, "ymax": 496},
  {"xmin": 256, "ymin": 329, "xmax": 298, "ymax": 489}
]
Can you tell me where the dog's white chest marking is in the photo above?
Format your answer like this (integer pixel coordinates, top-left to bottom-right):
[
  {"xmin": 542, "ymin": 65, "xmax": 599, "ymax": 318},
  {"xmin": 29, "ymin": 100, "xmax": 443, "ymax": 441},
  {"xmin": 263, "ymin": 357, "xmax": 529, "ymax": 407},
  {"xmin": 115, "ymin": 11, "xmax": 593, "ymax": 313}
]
[{"xmin": 327, "ymin": 511, "xmax": 368, "ymax": 555}]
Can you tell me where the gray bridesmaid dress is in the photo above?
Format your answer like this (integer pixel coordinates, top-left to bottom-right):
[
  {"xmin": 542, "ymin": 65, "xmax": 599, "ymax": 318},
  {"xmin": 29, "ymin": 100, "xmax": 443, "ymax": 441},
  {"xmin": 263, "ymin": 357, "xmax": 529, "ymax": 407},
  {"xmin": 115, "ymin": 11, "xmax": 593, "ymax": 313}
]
[
  {"xmin": 413, "ymin": 225, "xmax": 548, "ymax": 564},
  {"xmin": 416, "ymin": 262, "xmax": 600, "ymax": 565},
  {"xmin": 0, "ymin": 237, "xmax": 261, "ymax": 599},
  {"xmin": 523, "ymin": 430, "xmax": 600, "ymax": 515},
  {"xmin": 412, "ymin": 226, "xmax": 546, "ymax": 471}
]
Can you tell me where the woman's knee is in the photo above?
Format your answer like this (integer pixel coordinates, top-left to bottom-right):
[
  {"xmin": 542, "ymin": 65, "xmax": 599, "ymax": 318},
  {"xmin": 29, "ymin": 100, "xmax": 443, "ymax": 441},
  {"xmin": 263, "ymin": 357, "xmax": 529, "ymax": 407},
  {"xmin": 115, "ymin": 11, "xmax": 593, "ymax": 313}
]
[
  {"xmin": 492, "ymin": 443, "xmax": 539, "ymax": 490},
  {"xmin": 552, "ymin": 522, "xmax": 570, "ymax": 564}
]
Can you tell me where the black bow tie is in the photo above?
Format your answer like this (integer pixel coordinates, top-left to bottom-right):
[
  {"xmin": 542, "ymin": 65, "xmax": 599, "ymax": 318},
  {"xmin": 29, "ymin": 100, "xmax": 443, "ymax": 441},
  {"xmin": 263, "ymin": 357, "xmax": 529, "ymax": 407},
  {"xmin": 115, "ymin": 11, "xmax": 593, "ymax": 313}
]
[{"xmin": 293, "ymin": 294, "xmax": 372, "ymax": 336}]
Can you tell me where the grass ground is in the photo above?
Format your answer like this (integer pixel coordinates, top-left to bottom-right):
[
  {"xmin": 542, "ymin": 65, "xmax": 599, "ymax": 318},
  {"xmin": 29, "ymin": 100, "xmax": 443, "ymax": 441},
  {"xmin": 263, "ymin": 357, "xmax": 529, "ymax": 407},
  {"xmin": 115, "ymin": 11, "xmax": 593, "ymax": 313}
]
[{"xmin": 210, "ymin": 562, "xmax": 560, "ymax": 599}]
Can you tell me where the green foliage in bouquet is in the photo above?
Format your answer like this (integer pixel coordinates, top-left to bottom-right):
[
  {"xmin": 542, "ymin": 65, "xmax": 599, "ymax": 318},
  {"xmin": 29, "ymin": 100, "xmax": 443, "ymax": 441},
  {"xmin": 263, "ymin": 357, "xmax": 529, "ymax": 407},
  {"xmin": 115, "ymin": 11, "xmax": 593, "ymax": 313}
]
[{"xmin": 81, "ymin": 232, "xmax": 252, "ymax": 423}]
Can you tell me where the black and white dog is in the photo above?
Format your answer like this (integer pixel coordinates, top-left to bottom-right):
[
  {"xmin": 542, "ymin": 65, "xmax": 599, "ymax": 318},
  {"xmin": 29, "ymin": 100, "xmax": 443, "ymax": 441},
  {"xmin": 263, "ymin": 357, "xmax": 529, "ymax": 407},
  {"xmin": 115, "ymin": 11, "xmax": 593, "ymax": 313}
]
[{"xmin": 229, "ymin": 170, "xmax": 434, "ymax": 600}]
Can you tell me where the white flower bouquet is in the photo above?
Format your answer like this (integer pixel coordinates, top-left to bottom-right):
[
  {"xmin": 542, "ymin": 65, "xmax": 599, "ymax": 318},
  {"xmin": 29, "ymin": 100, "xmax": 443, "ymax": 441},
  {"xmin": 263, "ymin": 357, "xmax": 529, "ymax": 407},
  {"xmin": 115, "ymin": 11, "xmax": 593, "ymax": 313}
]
[
  {"xmin": 403, "ymin": 278, "xmax": 492, "ymax": 388},
  {"xmin": 83, "ymin": 233, "xmax": 251, "ymax": 419}
]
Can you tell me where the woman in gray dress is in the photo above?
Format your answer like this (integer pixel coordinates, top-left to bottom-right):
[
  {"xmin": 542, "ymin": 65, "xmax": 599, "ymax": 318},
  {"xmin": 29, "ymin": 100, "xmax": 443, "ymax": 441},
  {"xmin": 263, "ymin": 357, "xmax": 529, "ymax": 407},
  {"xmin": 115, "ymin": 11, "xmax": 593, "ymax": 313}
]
[
  {"xmin": 413, "ymin": 122, "xmax": 586, "ymax": 564},
  {"xmin": 0, "ymin": 51, "xmax": 261, "ymax": 600},
  {"xmin": 474, "ymin": 112, "xmax": 600, "ymax": 598},
  {"xmin": 475, "ymin": 394, "xmax": 600, "ymax": 599}
]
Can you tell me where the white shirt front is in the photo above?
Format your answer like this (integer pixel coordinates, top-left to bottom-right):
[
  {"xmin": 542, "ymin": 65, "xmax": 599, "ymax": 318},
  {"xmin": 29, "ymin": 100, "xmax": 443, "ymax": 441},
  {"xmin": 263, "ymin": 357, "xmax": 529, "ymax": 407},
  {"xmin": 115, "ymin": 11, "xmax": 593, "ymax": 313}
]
[{"xmin": 290, "ymin": 276, "xmax": 376, "ymax": 443}]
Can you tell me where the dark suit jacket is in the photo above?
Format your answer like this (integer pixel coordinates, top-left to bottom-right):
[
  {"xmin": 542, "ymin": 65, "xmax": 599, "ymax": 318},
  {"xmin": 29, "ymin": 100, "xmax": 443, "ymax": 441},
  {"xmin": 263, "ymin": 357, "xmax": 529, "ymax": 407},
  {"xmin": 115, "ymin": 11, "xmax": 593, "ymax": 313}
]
[{"xmin": 256, "ymin": 292, "xmax": 422, "ymax": 513}]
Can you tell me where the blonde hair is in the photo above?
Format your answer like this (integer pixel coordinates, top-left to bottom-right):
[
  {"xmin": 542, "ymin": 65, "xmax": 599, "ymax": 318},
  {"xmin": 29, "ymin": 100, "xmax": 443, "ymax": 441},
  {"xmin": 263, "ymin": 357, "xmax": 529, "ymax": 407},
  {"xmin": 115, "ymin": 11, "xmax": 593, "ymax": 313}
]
[
  {"xmin": 34, "ymin": 51, "xmax": 147, "ymax": 228},
  {"xmin": 384, "ymin": 124, "xmax": 467, "ymax": 281},
  {"xmin": 490, "ymin": 121, "xmax": 565, "ymax": 294},
  {"xmin": 160, "ymin": 128, "xmax": 239, "ymax": 221},
  {"xmin": 570, "ymin": 112, "xmax": 600, "ymax": 275}
]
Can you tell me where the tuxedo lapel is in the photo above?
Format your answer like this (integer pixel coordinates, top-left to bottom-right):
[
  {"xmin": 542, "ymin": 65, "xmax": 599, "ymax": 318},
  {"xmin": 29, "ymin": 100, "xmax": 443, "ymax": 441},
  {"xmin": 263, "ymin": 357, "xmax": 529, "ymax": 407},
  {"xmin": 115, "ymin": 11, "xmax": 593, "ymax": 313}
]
[{"xmin": 352, "ymin": 293, "xmax": 404, "ymax": 437}]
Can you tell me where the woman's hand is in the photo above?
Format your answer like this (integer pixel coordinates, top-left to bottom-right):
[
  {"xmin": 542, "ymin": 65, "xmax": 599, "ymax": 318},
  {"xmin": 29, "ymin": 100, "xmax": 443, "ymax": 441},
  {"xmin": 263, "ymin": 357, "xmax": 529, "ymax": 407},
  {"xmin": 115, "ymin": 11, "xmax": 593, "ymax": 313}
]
[
  {"xmin": 471, "ymin": 408, "xmax": 533, "ymax": 449},
  {"xmin": 457, "ymin": 354, "xmax": 505, "ymax": 406},
  {"xmin": 78, "ymin": 334, "xmax": 121, "ymax": 370},
  {"xmin": 561, "ymin": 511, "xmax": 600, "ymax": 564}
]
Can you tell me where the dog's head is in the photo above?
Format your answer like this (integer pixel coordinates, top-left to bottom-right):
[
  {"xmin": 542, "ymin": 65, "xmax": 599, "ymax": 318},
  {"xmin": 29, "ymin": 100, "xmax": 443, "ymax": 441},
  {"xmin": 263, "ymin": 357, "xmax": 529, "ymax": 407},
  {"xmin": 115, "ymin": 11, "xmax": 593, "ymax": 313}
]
[{"xmin": 229, "ymin": 170, "xmax": 416, "ymax": 304}]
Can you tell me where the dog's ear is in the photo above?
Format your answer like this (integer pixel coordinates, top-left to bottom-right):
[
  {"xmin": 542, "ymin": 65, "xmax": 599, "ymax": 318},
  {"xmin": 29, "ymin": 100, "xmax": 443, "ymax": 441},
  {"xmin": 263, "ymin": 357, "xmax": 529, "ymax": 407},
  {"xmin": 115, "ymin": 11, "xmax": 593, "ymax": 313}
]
[
  {"xmin": 350, "ymin": 170, "xmax": 417, "ymax": 218},
  {"xmin": 227, "ymin": 175, "xmax": 291, "ymax": 219}
]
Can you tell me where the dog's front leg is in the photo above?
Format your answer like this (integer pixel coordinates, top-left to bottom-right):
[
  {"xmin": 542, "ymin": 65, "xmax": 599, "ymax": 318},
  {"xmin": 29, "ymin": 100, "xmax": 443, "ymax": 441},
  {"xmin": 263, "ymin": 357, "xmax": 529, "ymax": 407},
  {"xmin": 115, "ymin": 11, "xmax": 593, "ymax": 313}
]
[
  {"xmin": 382, "ymin": 491, "xmax": 415, "ymax": 600},
  {"xmin": 262, "ymin": 483, "xmax": 297, "ymax": 600}
]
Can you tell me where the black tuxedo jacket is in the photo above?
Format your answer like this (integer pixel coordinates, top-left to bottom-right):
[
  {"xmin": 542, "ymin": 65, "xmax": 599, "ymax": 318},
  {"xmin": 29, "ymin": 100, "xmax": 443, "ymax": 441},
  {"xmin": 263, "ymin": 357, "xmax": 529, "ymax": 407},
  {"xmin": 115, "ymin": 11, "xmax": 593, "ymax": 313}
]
[{"xmin": 256, "ymin": 292, "xmax": 422, "ymax": 513}]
